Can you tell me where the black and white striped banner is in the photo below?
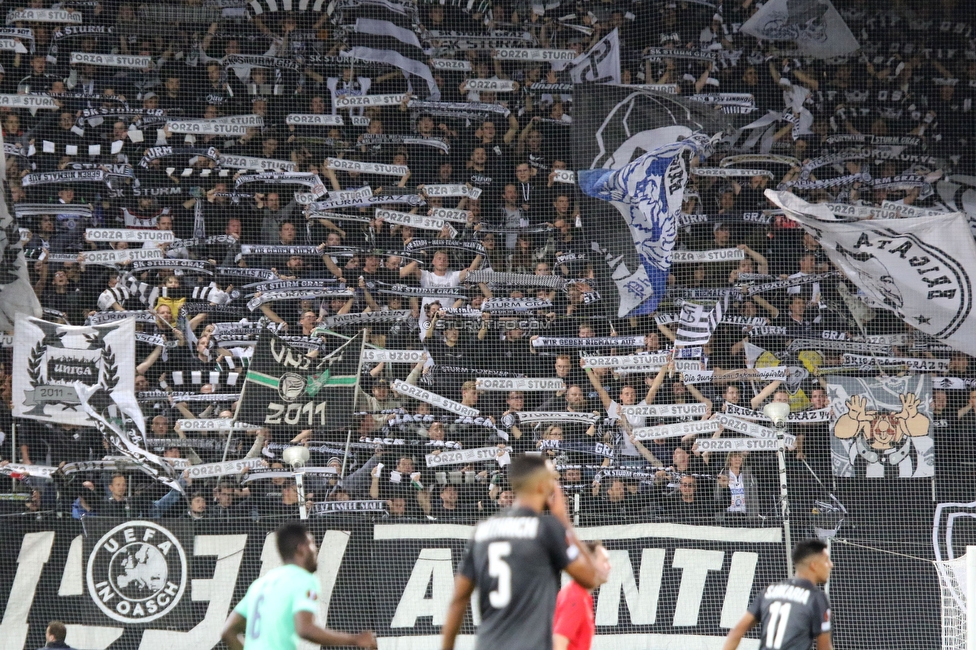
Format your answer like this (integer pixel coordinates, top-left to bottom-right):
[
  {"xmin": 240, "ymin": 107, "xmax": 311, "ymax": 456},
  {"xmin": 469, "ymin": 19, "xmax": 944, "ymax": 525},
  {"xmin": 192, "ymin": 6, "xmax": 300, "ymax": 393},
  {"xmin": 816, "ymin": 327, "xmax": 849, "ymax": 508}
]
[{"xmin": 675, "ymin": 294, "xmax": 728, "ymax": 348}]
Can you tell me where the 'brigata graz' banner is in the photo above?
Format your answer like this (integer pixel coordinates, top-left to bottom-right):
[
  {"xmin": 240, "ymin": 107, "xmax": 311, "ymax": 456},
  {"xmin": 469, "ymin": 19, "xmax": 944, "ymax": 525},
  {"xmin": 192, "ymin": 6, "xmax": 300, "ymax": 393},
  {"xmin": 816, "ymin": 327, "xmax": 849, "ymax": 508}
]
[{"xmin": 0, "ymin": 519, "xmax": 787, "ymax": 650}]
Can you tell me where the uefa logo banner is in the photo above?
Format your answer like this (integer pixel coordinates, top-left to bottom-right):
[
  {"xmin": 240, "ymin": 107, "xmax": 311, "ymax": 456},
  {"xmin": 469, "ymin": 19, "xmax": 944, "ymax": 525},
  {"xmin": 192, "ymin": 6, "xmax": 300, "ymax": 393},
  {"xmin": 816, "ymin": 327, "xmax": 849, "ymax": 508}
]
[{"xmin": 85, "ymin": 521, "xmax": 188, "ymax": 624}]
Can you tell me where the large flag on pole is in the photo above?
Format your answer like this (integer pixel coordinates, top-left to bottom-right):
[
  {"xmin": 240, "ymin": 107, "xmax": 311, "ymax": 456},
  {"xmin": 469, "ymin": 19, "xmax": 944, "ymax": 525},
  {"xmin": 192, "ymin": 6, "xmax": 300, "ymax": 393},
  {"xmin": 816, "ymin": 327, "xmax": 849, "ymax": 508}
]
[
  {"xmin": 740, "ymin": 0, "xmax": 858, "ymax": 59},
  {"xmin": 573, "ymin": 85, "xmax": 733, "ymax": 317},
  {"xmin": 238, "ymin": 331, "xmax": 365, "ymax": 435},
  {"xmin": 578, "ymin": 134, "xmax": 713, "ymax": 317},
  {"xmin": 0, "ymin": 113, "xmax": 42, "ymax": 330},
  {"xmin": 766, "ymin": 190, "xmax": 976, "ymax": 357}
]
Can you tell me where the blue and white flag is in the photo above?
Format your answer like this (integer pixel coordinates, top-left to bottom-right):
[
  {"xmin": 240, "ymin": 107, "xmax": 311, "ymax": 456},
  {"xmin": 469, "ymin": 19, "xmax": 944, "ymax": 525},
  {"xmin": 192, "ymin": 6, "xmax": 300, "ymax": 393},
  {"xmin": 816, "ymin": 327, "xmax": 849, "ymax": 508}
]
[{"xmin": 578, "ymin": 135, "xmax": 712, "ymax": 317}]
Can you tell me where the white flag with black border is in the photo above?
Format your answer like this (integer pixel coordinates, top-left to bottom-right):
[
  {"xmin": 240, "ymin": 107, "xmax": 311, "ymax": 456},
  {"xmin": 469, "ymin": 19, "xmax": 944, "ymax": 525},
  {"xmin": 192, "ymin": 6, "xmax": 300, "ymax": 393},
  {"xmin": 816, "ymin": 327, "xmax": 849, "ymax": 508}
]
[
  {"xmin": 12, "ymin": 314, "xmax": 144, "ymax": 433},
  {"xmin": 675, "ymin": 294, "xmax": 729, "ymax": 347},
  {"xmin": 766, "ymin": 190, "xmax": 976, "ymax": 358},
  {"xmin": 565, "ymin": 28, "xmax": 621, "ymax": 84},
  {"xmin": 740, "ymin": 0, "xmax": 858, "ymax": 59}
]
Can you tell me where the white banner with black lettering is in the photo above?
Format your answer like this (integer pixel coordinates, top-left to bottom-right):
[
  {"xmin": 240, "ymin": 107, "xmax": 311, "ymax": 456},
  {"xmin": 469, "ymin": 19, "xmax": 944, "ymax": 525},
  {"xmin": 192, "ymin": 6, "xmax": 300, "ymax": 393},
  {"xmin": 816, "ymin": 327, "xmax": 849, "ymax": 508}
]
[
  {"xmin": 184, "ymin": 458, "xmax": 265, "ymax": 480},
  {"xmin": 176, "ymin": 418, "xmax": 261, "ymax": 432},
  {"xmin": 80, "ymin": 248, "xmax": 162, "ymax": 266},
  {"xmin": 697, "ymin": 438, "xmax": 782, "ymax": 452},
  {"xmin": 583, "ymin": 353, "xmax": 669, "ymax": 369},
  {"xmin": 672, "ymin": 249, "xmax": 745, "ymax": 263},
  {"xmin": 632, "ymin": 419, "xmax": 719, "ymax": 441},
  {"xmin": 70, "ymin": 52, "xmax": 150, "ymax": 68},
  {"xmin": 218, "ymin": 154, "xmax": 296, "ymax": 172},
  {"xmin": 7, "ymin": 8, "xmax": 83, "ymax": 24},
  {"xmin": 767, "ymin": 190, "xmax": 976, "ymax": 358},
  {"xmin": 0, "ymin": 94, "xmax": 59, "ymax": 109},
  {"xmin": 12, "ymin": 314, "xmax": 143, "ymax": 433},
  {"xmin": 86, "ymin": 228, "xmax": 175, "ymax": 243},
  {"xmin": 392, "ymin": 379, "xmax": 478, "ymax": 417},
  {"xmin": 327, "ymin": 158, "xmax": 408, "ymax": 176},
  {"xmin": 286, "ymin": 114, "xmax": 344, "ymax": 126},
  {"xmin": 621, "ymin": 403, "xmax": 708, "ymax": 418},
  {"xmin": 360, "ymin": 349, "xmax": 426, "ymax": 364},
  {"xmin": 375, "ymin": 209, "xmax": 452, "ymax": 233},
  {"xmin": 422, "ymin": 184, "xmax": 482, "ymax": 199},
  {"xmin": 724, "ymin": 404, "xmax": 831, "ymax": 423},
  {"xmin": 334, "ymin": 94, "xmax": 405, "ymax": 108},
  {"xmin": 493, "ymin": 48, "xmax": 575, "ymax": 62},
  {"xmin": 474, "ymin": 378, "xmax": 564, "ymax": 391},
  {"xmin": 425, "ymin": 446, "xmax": 510, "ymax": 467}
]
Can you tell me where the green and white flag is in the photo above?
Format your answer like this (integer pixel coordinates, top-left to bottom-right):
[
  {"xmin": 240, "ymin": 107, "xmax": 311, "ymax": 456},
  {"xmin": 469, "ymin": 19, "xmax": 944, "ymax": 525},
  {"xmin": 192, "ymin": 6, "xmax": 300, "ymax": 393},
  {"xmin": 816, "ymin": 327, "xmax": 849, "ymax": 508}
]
[{"xmin": 238, "ymin": 330, "xmax": 364, "ymax": 435}]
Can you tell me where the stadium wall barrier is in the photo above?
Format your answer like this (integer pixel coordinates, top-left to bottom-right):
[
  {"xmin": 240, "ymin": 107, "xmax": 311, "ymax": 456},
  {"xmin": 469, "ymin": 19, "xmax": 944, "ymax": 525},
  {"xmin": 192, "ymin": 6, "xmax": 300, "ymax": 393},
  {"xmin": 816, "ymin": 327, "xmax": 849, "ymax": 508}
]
[{"xmin": 0, "ymin": 517, "xmax": 939, "ymax": 650}]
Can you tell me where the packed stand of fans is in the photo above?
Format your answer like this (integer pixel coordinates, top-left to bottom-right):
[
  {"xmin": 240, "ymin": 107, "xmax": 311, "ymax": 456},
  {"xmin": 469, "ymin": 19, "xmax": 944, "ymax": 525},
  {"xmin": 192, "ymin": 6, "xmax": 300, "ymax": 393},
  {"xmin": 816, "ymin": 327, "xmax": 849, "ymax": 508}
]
[{"xmin": 0, "ymin": 0, "xmax": 973, "ymax": 525}]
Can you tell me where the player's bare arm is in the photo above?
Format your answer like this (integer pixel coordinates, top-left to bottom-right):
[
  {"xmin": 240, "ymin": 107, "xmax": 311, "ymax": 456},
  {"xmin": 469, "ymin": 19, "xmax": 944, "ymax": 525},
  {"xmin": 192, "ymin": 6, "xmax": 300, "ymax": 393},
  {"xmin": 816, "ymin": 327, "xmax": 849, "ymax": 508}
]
[
  {"xmin": 294, "ymin": 611, "xmax": 377, "ymax": 648},
  {"xmin": 549, "ymin": 482, "xmax": 607, "ymax": 590},
  {"xmin": 442, "ymin": 574, "xmax": 475, "ymax": 650},
  {"xmin": 816, "ymin": 631, "xmax": 833, "ymax": 650},
  {"xmin": 220, "ymin": 611, "xmax": 247, "ymax": 650},
  {"xmin": 721, "ymin": 611, "xmax": 756, "ymax": 650}
]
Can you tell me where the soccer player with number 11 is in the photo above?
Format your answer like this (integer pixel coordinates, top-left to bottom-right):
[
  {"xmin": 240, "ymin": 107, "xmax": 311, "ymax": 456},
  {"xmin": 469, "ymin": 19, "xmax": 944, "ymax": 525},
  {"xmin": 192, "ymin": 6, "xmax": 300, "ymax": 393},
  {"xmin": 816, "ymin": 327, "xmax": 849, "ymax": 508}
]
[{"xmin": 724, "ymin": 539, "xmax": 834, "ymax": 650}]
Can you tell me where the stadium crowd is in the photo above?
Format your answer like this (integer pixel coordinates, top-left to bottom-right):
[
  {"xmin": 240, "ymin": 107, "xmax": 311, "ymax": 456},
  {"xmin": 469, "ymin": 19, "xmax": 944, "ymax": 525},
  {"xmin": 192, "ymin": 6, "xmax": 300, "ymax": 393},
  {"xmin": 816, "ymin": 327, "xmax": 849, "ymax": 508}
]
[{"xmin": 0, "ymin": 0, "xmax": 973, "ymax": 526}]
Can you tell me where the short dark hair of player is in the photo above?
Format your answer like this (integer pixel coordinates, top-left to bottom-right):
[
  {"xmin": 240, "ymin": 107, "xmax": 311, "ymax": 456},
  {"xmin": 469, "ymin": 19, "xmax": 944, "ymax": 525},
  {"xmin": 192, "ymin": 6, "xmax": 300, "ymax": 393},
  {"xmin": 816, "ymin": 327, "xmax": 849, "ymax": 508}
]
[
  {"xmin": 46, "ymin": 621, "xmax": 67, "ymax": 643},
  {"xmin": 276, "ymin": 521, "xmax": 311, "ymax": 561},
  {"xmin": 792, "ymin": 539, "xmax": 828, "ymax": 567},
  {"xmin": 508, "ymin": 455, "xmax": 550, "ymax": 493}
]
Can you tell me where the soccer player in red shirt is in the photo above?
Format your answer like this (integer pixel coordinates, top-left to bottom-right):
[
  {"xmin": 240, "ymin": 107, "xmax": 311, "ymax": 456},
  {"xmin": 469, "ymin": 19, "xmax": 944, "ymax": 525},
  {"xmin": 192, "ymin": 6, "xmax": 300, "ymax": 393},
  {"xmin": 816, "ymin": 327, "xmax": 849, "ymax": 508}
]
[{"xmin": 553, "ymin": 541, "xmax": 611, "ymax": 650}]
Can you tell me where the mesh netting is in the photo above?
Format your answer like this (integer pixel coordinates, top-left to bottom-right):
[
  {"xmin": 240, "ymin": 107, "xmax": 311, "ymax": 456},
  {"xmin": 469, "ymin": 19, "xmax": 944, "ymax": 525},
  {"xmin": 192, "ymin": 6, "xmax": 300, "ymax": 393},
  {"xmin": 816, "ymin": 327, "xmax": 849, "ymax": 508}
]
[{"xmin": 0, "ymin": 0, "xmax": 973, "ymax": 648}]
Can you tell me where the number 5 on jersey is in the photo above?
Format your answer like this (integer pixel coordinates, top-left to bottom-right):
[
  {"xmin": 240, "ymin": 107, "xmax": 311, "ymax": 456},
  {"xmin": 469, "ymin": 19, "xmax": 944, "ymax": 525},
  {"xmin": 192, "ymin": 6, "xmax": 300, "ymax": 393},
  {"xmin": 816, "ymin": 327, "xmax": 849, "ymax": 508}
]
[{"xmin": 488, "ymin": 541, "xmax": 511, "ymax": 608}]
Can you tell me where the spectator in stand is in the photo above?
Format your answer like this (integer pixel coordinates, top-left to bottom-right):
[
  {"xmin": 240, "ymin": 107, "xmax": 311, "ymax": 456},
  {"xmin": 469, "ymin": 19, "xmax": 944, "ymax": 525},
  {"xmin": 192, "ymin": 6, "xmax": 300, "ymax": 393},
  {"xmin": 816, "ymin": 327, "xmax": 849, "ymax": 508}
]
[{"xmin": 38, "ymin": 621, "xmax": 72, "ymax": 650}]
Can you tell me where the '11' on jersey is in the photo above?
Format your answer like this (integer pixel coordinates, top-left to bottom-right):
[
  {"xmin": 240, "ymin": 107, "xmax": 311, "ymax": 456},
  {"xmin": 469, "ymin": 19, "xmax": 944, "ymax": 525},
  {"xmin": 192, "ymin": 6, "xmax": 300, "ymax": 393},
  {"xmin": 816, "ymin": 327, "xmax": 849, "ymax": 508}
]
[{"xmin": 748, "ymin": 577, "xmax": 831, "ymax": 650}]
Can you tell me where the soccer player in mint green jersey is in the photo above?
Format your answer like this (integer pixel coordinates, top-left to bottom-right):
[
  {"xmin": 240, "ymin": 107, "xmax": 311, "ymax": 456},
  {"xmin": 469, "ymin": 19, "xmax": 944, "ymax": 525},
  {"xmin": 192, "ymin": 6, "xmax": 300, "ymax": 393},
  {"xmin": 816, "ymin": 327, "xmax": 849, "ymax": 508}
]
[{"xmin": 221, "ymin": 522, "xmax": 376, "ymax": 650}]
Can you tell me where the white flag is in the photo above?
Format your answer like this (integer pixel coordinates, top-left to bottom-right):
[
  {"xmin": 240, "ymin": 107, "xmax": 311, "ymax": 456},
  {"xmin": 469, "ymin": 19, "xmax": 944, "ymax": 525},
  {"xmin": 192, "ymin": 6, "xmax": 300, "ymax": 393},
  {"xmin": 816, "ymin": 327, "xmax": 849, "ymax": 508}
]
[
  {"xmin": 741, "ymin": 0, "xmax": 858, "ymax": 59},
  {"xmin": 13, "ymin": 315, "xmax": 144, "ymax": 433},
  {"xmin": 566, "ymin": 28, "xmax": 621, "ymax": 84},
  {"xmin": 766, "ymin": 190, "xmax": 976, "ymax": 357}
]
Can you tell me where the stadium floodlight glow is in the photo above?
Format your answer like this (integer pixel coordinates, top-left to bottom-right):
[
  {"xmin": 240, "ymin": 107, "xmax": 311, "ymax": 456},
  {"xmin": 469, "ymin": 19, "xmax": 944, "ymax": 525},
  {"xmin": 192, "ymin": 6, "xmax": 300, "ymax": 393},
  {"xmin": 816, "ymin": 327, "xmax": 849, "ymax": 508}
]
[
  {"xmin": 282, "ymin": 445, "xmax": 310, "ymax": 468},
  {"xmin": 763, "ymin": 402, "xmax": 791, "ymax": 428},
  {"xmin": 283, "ymin": 446, "xmax": 311, "ymax": 521}
]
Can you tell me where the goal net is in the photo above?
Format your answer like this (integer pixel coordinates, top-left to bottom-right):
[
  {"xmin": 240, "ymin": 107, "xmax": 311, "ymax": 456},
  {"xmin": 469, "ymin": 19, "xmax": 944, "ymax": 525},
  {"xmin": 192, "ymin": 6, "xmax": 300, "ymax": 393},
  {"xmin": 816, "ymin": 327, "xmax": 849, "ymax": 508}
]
[{"xmin": 935, "ymin": 550, "xmax": 975, "ymax": 650}]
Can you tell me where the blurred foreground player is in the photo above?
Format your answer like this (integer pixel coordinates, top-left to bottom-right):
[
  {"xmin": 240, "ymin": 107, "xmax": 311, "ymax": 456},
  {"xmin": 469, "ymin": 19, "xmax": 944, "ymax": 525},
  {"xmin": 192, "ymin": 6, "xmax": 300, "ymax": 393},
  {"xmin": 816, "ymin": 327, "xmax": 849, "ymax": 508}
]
[
  {"xmin": 553, "ymin": 541, "xmax": 612, "ymax": 650},
  {"xmin": 723, "ymin": 539, "xmax": 834, "ymax": 650},
  {"xmin": 221, "ymin": 521, "xmax": 376, "ymax": 650},
  {"xmin": 441, "ymin": 455, "xmax": 608, "ymax": 650}
]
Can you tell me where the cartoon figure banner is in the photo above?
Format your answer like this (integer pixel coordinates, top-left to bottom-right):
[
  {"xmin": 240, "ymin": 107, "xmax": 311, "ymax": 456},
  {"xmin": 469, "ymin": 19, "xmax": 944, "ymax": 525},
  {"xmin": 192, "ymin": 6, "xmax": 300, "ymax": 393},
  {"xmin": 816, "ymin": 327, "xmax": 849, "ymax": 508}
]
[{"xmin": 827, "ymin": 375, "xmax": 934, "ymax": 478}]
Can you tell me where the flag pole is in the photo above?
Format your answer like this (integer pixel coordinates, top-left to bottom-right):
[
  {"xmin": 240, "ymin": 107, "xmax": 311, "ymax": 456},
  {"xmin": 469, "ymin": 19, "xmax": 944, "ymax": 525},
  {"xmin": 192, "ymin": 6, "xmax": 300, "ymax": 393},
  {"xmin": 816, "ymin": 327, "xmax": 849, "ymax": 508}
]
[{"xmin": 339, "ymin": 328, "xmax": 368, "ymax": 480}]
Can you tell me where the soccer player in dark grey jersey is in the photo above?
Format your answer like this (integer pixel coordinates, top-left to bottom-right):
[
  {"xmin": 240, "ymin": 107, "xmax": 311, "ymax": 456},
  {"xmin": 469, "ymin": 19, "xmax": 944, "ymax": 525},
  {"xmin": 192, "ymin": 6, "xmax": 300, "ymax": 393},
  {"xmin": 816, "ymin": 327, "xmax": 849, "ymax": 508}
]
[
  {"xmin": 724, "ymin": 539, "xmax": 834, "ymax": 650},
  {"xmin": 441, "ymin": 455, "xmax": 607, "ymax": 650}
]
